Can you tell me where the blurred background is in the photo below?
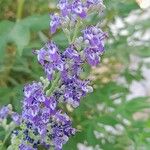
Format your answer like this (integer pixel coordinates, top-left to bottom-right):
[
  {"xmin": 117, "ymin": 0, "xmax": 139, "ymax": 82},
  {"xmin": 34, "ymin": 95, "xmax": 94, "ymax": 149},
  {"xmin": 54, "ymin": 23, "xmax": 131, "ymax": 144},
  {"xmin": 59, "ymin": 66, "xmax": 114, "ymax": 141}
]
[{"xmin": 0, "ymin": 0, "xmax": 150, "ymax": 149}]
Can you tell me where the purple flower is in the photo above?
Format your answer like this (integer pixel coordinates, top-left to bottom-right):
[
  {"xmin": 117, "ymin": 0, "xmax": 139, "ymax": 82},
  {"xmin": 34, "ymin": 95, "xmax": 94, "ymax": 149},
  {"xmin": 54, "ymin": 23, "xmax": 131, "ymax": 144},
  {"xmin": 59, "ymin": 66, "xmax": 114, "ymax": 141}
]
[
  {"xmin": 84, "ymin": 48, "xmax": 100, "ymax": 66},
  {"xmin": 55, "ymin": 111, "xmax": 70, "ymax": 124},
  {"xmin": 50, "ymin": 14, "xmax": 61, "ymax": 34},
  {"xmin": 12, "ymin": 112, "xmax": 21, "ymax": 125},
  {"xmin": 0, "ymin": 106, "xmax": 10, "ymax": 119},
  {"xmin": 44, "ymin": 63, "xmax": 54, "ymax": 80},
  {"xmin": 71, "ymin": 0, "xmax": 87, "ymax": 18},
  {"xmin": 82, "ymin": 26, "xmax": 107, "ymax": 66},
  {"xmin": 20, "ymin": 79, "xmax": 76, "ymax": 149},
  {"xmin": 58, "ymin": 0, "xmax": 70, "ymax": 17},
  {"xmin": 63, "ymin": 45, "xmax": 81, "ymax": 62},
  {"xmin": 83, "ymin": 26, "xmax": 106, "ymax": 51},
  {"xmin": 35, "ymin": 42, "xmax": 64, "ymax": 80},
  {"xmin": 19, "ymin": 143, "xmax": 36, "ymax": 150},
  {"xmin": 52, "ymin": 111, "xmax": 76, "ymax": 149},
  {"xmin": 36, "ymin": 48, "xmax": 48, "ymax": 65},
  {"xmin": 61, "ymin": 77, "xmax": 92, "ymax": 107},
  {"xmin": 61, "ymin": 45, "xmax": 83, "ymax": 79},
  {"xmin": 44, "ymin": 96, "xmax": 57, "ymax": 111},
  {"xmin": 22, "ymin": 82, "xmax": 43, "ymax": 120},
  {"xmin": 86, "ymin": 0, "xmax": 103, "ymax": 7},
  {"xmin": 23, "ymin": 82, "xmax": 43, "ymax": 98},
  {"xmin": 46, "ymin": 42, "xmax": 60, "ymax": 62}
]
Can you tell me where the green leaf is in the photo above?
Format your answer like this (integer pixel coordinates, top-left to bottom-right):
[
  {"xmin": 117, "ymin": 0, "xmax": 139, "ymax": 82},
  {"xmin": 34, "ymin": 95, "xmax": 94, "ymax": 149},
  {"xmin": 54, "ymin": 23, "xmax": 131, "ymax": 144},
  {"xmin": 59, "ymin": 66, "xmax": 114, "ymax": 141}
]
[
  {"xmin": 133, "ymin": 46, "xmax": 150, "ymax": 57},
  {"xmin": 8, "ymin": 23, "xmax": 30, "ymax": 55},
  {"xmin": 0, "ymin": 20, "xmax": 14, "ymax": 35},
  {"xmin": 124, "ymin": 97, "xmax": 150, "ymax": 115},
  {"xmin": 21, "ymin": 14, "xmax": 49, "ymax": 31},
  {"xmin": 0, "ymin": 36, "xmax": 6, "ymax": 61},
  {"xmin": 53, "ymin": 31, "xmax": 68, "ymax": 49},
  {"xmin": 0, "ymin": 20, "xmax": 14, "ymax": 60}
]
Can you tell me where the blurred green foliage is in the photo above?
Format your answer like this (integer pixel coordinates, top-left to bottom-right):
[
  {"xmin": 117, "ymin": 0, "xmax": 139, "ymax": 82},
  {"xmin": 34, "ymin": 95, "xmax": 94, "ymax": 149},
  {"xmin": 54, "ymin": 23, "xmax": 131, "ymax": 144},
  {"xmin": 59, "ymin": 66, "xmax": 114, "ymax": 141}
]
[{"xmin": 0, "ymin": 0, "xmax": 150, "ymax": 150}]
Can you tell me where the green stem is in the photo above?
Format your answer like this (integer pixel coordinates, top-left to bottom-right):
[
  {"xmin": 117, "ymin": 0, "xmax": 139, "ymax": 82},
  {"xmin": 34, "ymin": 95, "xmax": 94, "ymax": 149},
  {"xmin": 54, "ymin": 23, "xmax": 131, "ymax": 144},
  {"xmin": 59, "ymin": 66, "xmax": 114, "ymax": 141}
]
[
  {"xmin": 50, "ymin": 147, "xmax": 54, "ymax": 150},
  {"xmin": 46, "ymin": 19, "xmax": 81, "ymax": 97},
  {"xmin": 46, "ymin": 73, "xmax": 60, "ymax": 96},
  {"xmin": 63, "ymin": 29, "xmax": 71, "ymax": 44},
  {"xmin": 1, "ymin": 127, "xmax": 15, "ymax": 150},
  {"xmin": 66, "ymin": 33, "xmax": 71, "ymax": 44},
  {"xmin": 72, "ymin": 20, "xmax": 80, "ymax": 43},
  {"xmin": 16, "ymin": 0, "xmax": 25, "ymax": 22}
]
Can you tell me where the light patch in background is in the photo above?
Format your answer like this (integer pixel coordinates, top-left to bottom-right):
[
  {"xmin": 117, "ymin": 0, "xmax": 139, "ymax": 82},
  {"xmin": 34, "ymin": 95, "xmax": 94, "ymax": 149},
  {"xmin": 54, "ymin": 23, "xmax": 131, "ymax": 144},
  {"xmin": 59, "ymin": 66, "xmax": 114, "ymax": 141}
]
[{"xmin": 136, "ymin": 0, "xmax": 150, "ymax": 9}]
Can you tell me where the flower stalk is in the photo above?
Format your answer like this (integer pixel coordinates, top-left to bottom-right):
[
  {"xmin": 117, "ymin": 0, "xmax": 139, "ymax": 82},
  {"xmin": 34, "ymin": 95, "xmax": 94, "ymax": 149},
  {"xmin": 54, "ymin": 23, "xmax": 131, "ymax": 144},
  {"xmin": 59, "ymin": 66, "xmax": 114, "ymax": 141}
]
[{"xmin": 16, "ymin": 0, "xmax": 25, "ymax": 21}]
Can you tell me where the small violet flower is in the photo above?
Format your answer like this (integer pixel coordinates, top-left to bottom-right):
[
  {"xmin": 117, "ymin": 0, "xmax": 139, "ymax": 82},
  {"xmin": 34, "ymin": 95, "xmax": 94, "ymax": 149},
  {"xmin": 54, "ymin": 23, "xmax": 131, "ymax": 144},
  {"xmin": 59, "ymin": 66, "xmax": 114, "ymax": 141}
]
[
  {"xmin": 71, "ymin": 0, "xmax": 87, "ymax": 18},
  {"xmin": 50, "ymin": 14, "xmax": 61, "ymax": 34}
]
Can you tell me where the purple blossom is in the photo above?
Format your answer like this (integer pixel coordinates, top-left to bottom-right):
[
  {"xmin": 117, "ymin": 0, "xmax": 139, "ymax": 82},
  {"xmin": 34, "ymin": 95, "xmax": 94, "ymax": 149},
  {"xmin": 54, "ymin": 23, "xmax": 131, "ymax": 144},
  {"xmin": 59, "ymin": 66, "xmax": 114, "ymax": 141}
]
[
  {"xmin": 50, "ymin": 14, "xmax": 61, "ymax": 34},
  {"xmin": 84, "ymin": 48, "xmax": 101, "ymax": 66},
  {"xmin": 58, "ymin": 0, "xmax": 70, "ymax": 17},
  {"xmin": 36, "ymin": 48, "xmax": 48, "ymax": 65},
  {"xmin": 83, "ymin": 26, "xmax": 106, "ymax": 51},
  {"xmin": 0, "ymin": 106, "xmax": 10, "ymax": 119},
  {"xmin": 20, "ymin": 81, "xmax": 76, "ymax": 149},
  {"xmin": 19, "ymin": 143, "xmax": 36, "ymax": 150},
  {"xmin": 61, "ymin": 77, "xmax": 93, "ymax": 107},
  {"xmin": 45, "ymin": 42, "xmax": 60, "ymax": 62},
  {"xmin": 63, "ymin": 45, "xmax": 81, "ymax": 62},
  {"xmin": 52, "ymin": 111, "xmax": 76, "ymax": 149},
  {"xmin": 60, "ymin": 45, "xmax": 83, "ymax": 79},
  {"xmin": 23, "ymin": 82, "xmax": 43, "ymax": 98},
  {"xmin": 12, "ymin": 112, "xmax": 21, "ymax": 125},
  {"xmin": 71, "ymin": 0, "xmax": 87, "ymax": 18},
  {"xmin": 86, "ymin": 0, "xmax": 103, "ymax": 7},
  {"xmin": 82, "ymin": 26, "xmax": 107, "ymax": 66},
  {"xmin": 35, "ymin": 42, "xmax": 64, "ymax": 80}
]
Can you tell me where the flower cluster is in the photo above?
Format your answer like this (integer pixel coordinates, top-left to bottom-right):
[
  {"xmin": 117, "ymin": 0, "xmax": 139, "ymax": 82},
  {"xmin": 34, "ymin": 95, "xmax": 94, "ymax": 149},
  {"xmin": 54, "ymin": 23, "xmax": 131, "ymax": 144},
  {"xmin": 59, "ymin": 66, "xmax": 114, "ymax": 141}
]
[
  {"xmin": 0, "ymin": 105, "xmax": 11, "ymax": 121},
  {"xmin": 0, "ymin": 104, "xmax": 21, "ymax": 125},
  {"xmin": 35, "ymin": 41, "xmax": 94, "ymax": 108},
  {"xmin": 16, "ymin": 82, "xmax": 75, "ymax": 150},
  {"xmin": 50, "ymin": 0, "xmax": 105, "ymax": 34},
  {"xmin": 7, "ymin": 0, "xmax": 107, "ymax": 150},
  {"xmin": 82, "ymin": 26, "xmax": 108, "ymax": 66}
]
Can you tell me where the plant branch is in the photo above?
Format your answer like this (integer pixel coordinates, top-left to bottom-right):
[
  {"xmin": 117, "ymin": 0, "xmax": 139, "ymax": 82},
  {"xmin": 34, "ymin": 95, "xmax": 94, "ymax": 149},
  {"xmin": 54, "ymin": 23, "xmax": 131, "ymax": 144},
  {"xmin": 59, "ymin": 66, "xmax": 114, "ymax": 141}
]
[
  {"xmin": 46, "ymin": 73, "xmax": 60, "ymax": 97},
  {"xmin": 16, "ymin": 0, "xmax": 25, "ymax": 22}
]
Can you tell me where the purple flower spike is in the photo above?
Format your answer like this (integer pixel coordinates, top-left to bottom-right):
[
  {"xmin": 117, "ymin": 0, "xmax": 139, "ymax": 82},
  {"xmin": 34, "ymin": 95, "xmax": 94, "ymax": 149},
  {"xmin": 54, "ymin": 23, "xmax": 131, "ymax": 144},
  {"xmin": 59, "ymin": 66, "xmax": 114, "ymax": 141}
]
[
  {"xmin": 8, "ymin": 0, "xmax": 107, "ymax": 149},
  {"xmin": 82, "ymin": 26, "xmax": 107, "ymax": 66},
  {"xmin": 50, "ymin": 14, "xmax": 61, "ymax": 34},
  {"xmin": 83, "ymin": 26, "xmax": 107, "ymax": 51}
]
